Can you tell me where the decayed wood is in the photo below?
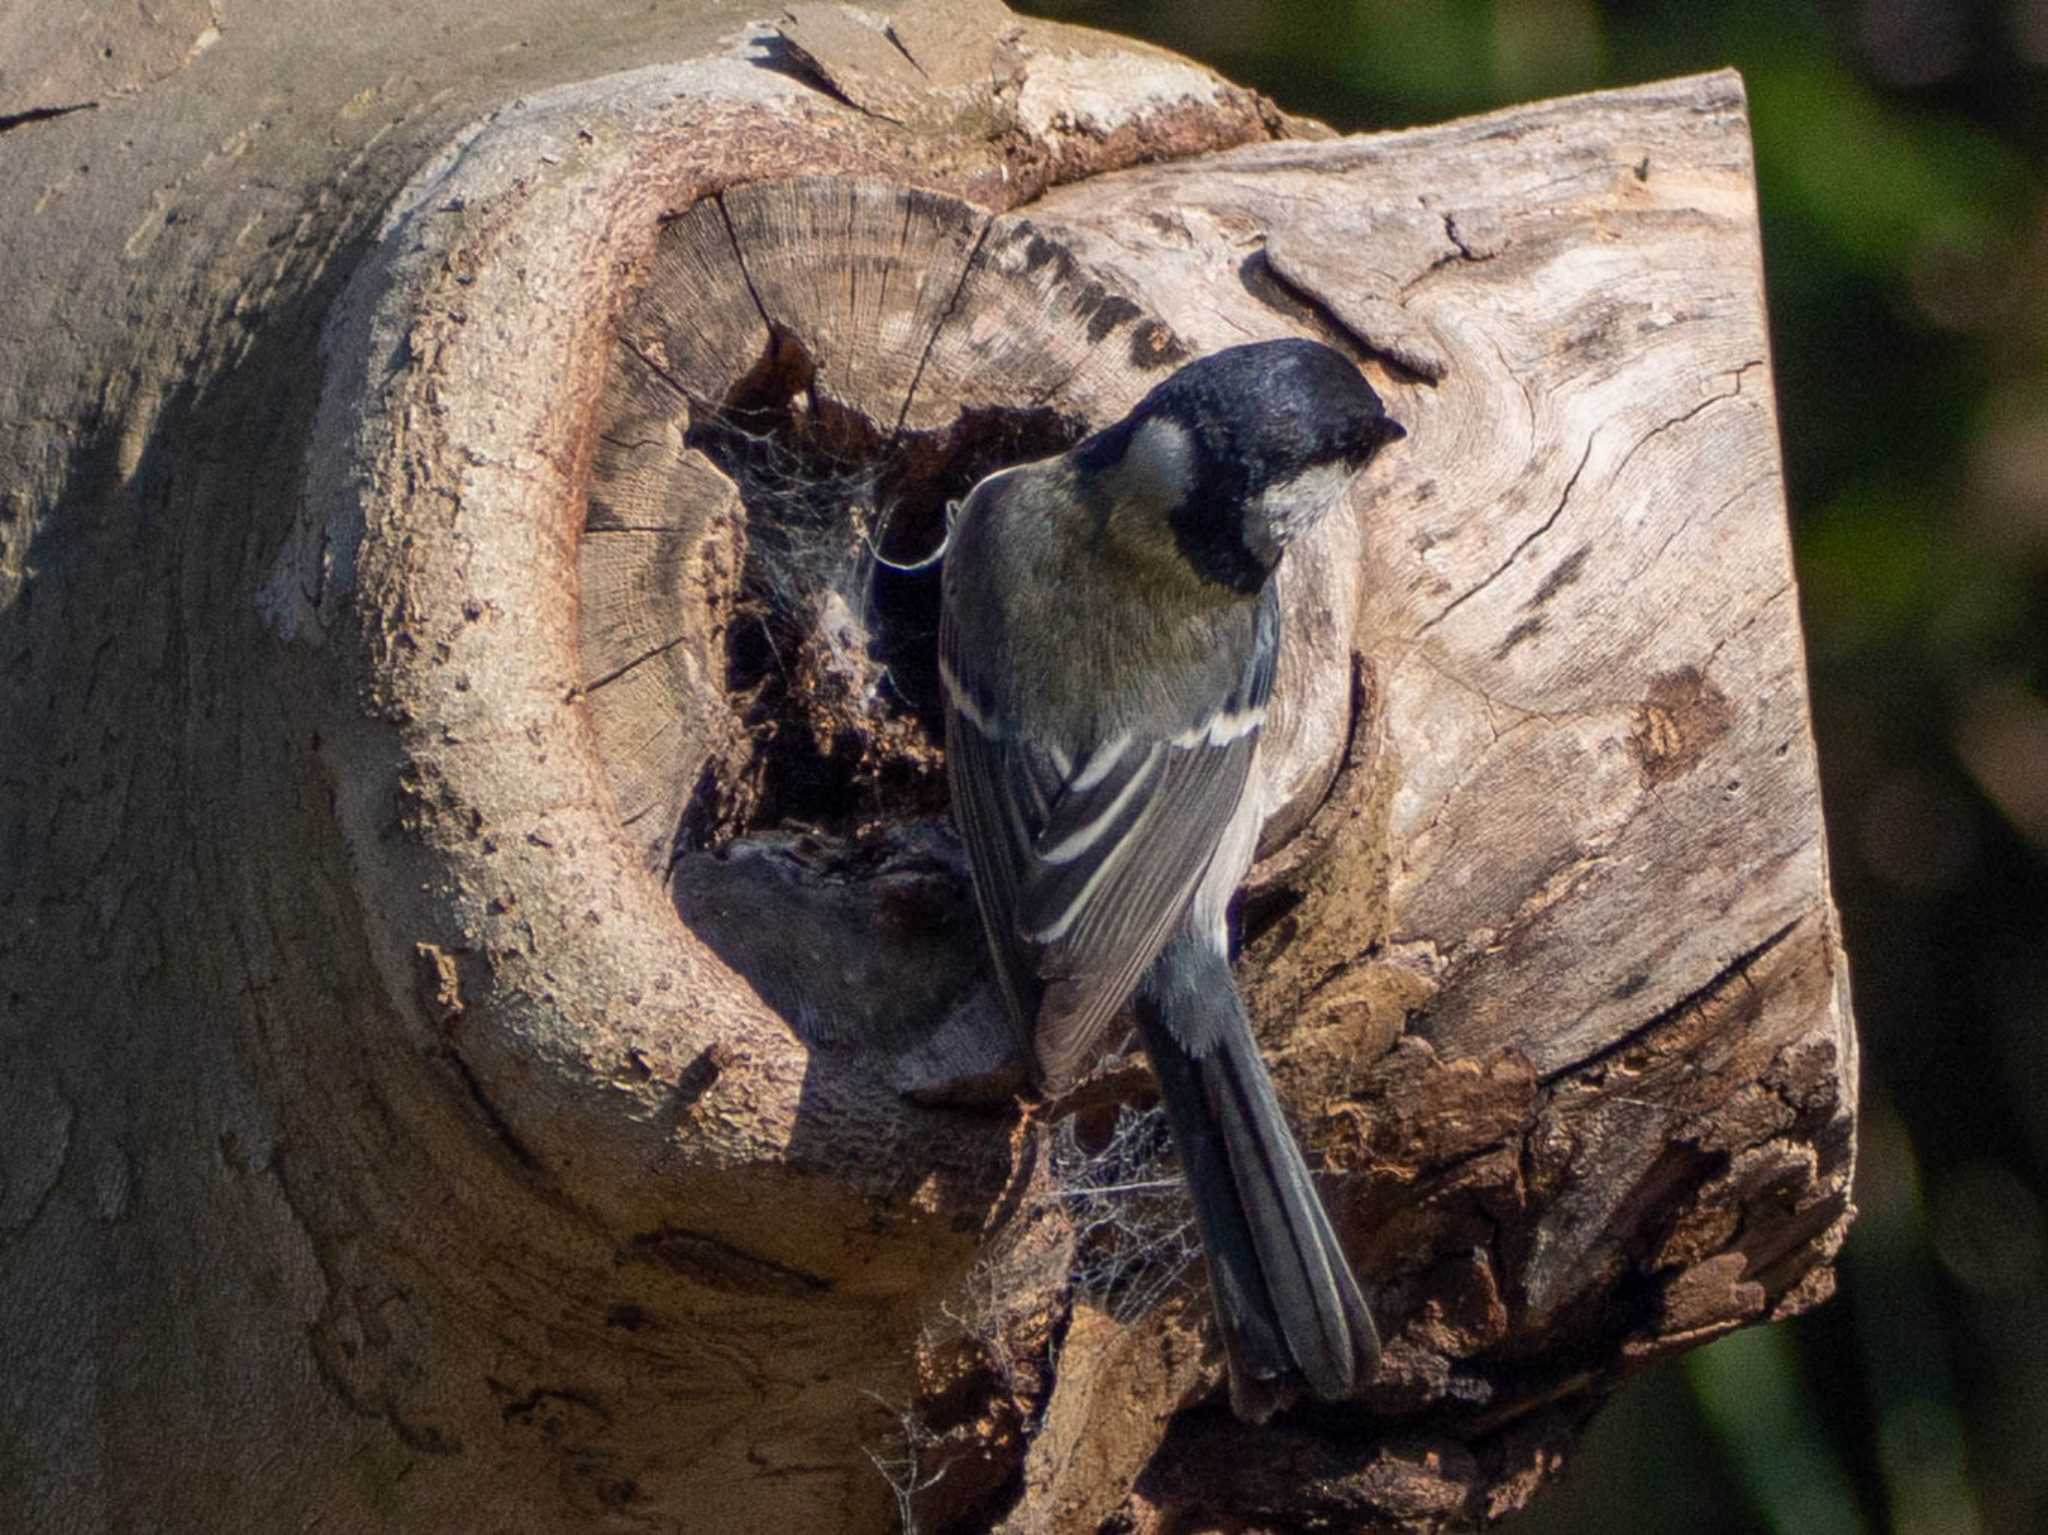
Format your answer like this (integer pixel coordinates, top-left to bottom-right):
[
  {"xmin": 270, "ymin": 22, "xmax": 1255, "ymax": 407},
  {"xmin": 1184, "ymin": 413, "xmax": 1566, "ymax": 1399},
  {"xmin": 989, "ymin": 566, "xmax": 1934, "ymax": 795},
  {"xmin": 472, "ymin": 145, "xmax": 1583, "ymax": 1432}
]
[
  {"xmin": 557, "ymin": 59, "xmax": 1852, "ymax": 1535},
  {"xmin": 975, "ymin": 87, "xmax": 1856, "ymax": 1524},
  {"xmin": 0, "ymin": 0, "xmax": 1854, "ymax": 1527}
]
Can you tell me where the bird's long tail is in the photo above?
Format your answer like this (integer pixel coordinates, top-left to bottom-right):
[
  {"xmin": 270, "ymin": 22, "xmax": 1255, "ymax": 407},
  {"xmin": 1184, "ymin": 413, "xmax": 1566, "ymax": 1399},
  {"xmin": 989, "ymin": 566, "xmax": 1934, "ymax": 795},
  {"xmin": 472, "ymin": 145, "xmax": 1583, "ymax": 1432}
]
[{"xmin": 1135, "ymin": 933, "xmax": 1379, "ymax": 1422}]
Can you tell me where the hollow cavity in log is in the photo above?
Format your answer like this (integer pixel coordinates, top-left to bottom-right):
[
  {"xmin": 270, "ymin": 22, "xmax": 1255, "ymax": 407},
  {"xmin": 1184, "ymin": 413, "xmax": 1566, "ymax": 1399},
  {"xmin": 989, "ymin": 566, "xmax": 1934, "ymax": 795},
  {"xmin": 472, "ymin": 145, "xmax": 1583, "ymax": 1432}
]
[
  {"xmin": 580, "ymin": 178, "xmax": 1185, "ymax": 869},
  {"xmin": 578, "ymin": 176, "xmax": 1189, "ymax": 1069}
]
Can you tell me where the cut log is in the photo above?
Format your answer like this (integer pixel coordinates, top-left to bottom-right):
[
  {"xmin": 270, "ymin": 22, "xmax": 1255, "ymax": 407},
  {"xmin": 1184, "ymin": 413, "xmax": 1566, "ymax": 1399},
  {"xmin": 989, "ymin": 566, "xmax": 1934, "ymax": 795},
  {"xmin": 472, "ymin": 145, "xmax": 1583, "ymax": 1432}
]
[
  {"xmin": 0, "ymin": 0, "xmax": 1854, "ymax": 1528},
  {"xmin": 555, "ymin": 56, "xmax": 1852, "ymax": 1531}
]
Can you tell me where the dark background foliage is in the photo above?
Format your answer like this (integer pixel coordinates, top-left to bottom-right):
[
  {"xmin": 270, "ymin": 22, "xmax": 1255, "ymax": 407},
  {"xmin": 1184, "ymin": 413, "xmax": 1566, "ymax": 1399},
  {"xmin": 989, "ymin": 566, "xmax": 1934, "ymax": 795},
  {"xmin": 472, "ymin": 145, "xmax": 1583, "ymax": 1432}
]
[{"xmin": 1016, "ymin": 2, "xmax": 2048, "ymax": 1529}]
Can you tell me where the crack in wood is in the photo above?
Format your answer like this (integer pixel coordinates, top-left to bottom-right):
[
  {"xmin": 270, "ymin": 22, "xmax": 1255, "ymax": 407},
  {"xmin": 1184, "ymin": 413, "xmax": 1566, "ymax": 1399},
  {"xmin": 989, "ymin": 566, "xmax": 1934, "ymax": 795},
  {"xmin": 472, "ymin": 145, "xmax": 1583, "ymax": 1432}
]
[
  {"xmin": 1418, "ymin": 430, "xmax": 1598, "ymax": 636},
  {"xmin": 439, "ymin": 1046, "xmax": 544, "ymax": 1173},
  {"xmin": 1396, "ymin": 211, "xmax": 1501, "ymax": 297},
  {"xmin": 578, "ymin": 629, "xmax": 692, "ymax": 696},
  {"xmin": 0, "ymin": 101, "xmax": 97, "ymax": 134},
  {"xmin": 1417, "ymin": 358, "xmax": 1766, "ymax": 642},
  {"xmin": 891, "ymin": 215, "xmax": 993, "ymax": 439},
  {"xmin": 713, "ymin": 191, "xmax": 776, "ymax": 333},
  {"xmin": 1699, "ymin": 574, "xmax": 1797, "ymax": 677},
  {"xmin": 624, "ymin": 1225, "xmax": 833, "ymax": 1296},
  {"xmin": 1604, "ymin": 361, "xmax": 1761, "ymax": 489},
  {"xmin": 1540, "ymin": 916, "xmax": 1801, "ymax": 1087},
  {"xmin": 1440, "ymin": 212, "xmax": 1494, "ymax": 263},
  {"xmin": 619, "ymin": 337, "xmax": 697, "ymax": 408}
]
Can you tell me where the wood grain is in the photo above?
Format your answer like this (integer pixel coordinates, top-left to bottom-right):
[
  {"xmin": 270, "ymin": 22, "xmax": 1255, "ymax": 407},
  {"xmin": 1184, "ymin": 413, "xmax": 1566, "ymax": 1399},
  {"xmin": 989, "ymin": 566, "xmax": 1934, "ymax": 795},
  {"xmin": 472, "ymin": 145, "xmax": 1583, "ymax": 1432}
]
[{"xmin": 572, "ymin": 66, "xmax": 1853, "ymax": 1530}]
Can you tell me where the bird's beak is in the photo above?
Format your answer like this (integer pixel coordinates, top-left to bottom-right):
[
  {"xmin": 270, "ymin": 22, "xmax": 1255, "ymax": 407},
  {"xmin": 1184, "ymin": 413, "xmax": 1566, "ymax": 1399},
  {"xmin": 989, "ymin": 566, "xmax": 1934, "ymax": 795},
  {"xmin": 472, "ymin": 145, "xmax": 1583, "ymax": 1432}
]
[{"xmin": 1345, "ymin": 415, "xmax": 1404, "ymax": 466}]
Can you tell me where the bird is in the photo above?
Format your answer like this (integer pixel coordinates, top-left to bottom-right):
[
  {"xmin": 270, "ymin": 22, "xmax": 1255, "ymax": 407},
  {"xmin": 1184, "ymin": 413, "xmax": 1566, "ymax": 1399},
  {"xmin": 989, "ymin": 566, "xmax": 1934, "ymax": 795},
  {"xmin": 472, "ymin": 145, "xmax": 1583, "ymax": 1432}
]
[{"xmin": 937, "ymin": 336, "xmax": 1405, "ymax": 1422}]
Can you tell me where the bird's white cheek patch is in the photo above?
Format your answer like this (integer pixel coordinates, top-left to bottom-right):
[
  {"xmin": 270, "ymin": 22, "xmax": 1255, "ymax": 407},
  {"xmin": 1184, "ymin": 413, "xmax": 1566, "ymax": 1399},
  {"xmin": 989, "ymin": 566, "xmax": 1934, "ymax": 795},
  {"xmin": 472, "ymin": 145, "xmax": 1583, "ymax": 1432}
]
[{"xmin": 1247, "ymin": 462, "xmax": 1354, "ymax": 556}]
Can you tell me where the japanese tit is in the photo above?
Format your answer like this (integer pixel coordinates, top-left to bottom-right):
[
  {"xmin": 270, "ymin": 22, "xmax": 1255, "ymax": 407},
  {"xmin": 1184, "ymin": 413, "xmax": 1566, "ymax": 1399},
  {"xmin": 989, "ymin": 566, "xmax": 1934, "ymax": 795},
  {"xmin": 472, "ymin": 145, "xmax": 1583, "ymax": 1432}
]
[{"xmin": 939, "ymin": 337, "xmax": 1405, "ymax": 1422}]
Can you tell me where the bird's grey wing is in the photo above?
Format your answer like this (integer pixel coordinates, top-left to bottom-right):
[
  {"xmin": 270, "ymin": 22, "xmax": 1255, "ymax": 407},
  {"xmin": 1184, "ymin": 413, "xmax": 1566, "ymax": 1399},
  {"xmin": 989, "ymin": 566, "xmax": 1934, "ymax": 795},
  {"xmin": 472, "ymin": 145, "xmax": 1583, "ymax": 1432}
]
[
  {"xmin": 942, "ymin": 508, "xmax": 1279, "ymax": 1091},
  {"xmin": 941, "ymin": 641, "xmax": 1051, "ymax": 1052},
  {"xmin": 1018, "ymin": 725, "xmax": 1261, "ymax": 1090},
  {"xmin": 942, "ymin": 633, "xmax": 1262, "ymax": 1088}
]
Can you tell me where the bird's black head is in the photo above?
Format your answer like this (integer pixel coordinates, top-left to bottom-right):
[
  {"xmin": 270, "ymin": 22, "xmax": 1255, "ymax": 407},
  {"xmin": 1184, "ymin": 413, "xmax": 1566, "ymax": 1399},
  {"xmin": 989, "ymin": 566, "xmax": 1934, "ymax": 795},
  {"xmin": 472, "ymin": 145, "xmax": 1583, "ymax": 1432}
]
[{"xmin": 1078, "ymin": 338, "xmax": 1404, "ymax": 593}]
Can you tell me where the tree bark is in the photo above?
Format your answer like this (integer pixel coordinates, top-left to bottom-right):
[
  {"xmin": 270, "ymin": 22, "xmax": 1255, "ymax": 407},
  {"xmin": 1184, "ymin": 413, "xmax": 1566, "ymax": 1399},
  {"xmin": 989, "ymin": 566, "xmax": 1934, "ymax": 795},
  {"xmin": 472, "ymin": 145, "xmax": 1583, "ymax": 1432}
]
[{"xmin": 0, "ymin": 3, "xmax": 1853, "ymax": 1532}]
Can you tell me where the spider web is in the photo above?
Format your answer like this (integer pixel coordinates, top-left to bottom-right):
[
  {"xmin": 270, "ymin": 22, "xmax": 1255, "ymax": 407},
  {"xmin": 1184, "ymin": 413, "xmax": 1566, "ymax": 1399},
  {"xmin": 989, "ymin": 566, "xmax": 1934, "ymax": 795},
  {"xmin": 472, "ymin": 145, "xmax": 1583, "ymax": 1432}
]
[{"xmin": 1045, "ymin": 1102, "xmax": 1200, "ymax": 1325}]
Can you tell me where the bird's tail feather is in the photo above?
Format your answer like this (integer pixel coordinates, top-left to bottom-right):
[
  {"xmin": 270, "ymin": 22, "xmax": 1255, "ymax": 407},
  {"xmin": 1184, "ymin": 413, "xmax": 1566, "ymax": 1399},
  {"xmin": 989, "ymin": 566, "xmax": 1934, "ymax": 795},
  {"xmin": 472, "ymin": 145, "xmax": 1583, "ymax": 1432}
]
[{"xmin": 1137, "ymin": 960, "xmax": 1378, "ymax": 1422}]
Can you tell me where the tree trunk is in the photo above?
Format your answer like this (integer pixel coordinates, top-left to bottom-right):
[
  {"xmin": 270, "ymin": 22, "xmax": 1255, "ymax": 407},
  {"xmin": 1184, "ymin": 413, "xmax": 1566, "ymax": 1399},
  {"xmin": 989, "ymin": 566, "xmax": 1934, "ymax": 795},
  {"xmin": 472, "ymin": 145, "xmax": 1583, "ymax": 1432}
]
[{"xmin": 0, "ymin": 2, "xmax": 1854, "ymax": 1532}]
